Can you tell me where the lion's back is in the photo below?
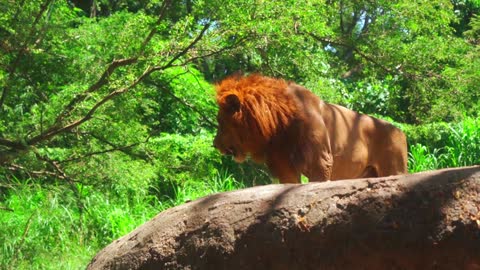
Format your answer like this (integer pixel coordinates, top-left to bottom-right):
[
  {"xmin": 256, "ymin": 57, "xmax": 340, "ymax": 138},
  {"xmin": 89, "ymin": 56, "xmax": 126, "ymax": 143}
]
[{"xmin": 320, "ymin": 103, "xmax": 408, "ymax": 178}]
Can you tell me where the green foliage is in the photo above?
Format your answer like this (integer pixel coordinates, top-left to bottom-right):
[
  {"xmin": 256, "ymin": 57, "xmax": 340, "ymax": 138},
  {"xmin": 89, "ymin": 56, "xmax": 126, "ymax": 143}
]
[
  {"xmin": 406, "ymin": 117, "xmax": 480, "ymax": 172},
  {"xmin": 452, "ymin": 0, "xmax": 480, "ymax": 35},
  {"xmin": 146, "ymin": 132, "xmax": 267, "ymax": 201},
  {"xmin": 401, "ymin": 121, "xmax": 451, "ymax": 150},
  {"xmin": 142, "ymin": 67, "xmax": 217, "ymax": 134},
  {"xmin": 408, "ymin": 144, "xmax": 443, "ymax": 173},
  {"xmin": 303, "ymin": 77, "xmax": 345, "ymax": 104},
  {"xmin": 341, "ymin": 76, "xmax": 404, "ymax": 118},
  {"xmin": 443, "ymin": 117, "xmax": 480, "ymax": 167},
  {"xmin": 149, "ymin": 133, "xmax": 221, "ymax": 185},
  {"xmin": 169, "ymin": 172, "xmax": 244, "ymax": 205},
  {"xmin": 1, "ymin": 0, "xmax": 480, "ymax": 268},
  {"xmin": 0, "ymin": 154, "xmax": 245, "ymax": 269},
  {"xmin": 1, "ymin": 183, "xmax": 102, "ymax": 269}
]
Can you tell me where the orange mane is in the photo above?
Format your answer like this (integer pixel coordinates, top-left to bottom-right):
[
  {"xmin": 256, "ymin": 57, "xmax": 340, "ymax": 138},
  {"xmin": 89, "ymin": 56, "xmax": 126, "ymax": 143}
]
[{"xmin": 215, "ymin": 74, "xmax": 298, "ymax": 139}]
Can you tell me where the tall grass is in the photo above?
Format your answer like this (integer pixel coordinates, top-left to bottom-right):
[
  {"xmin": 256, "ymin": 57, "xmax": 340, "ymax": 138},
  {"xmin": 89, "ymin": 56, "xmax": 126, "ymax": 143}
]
[
  {"xmin": 0, "ymin": 171, "xmax": 243, "ymax": 269},
  {"xmin": 0, "ymin": 183, "xmax": 161, "ymax": 269},
  {"xmin": 408, "ymin": 117, "xmax": 480, "ymax": 172},
  {"xmin": 1, "ymin": 183, "xmax": 98, "ymax": 269},
  {"xmin": 443, "ymin": 117, "xmax": 480, "ymax": 167},
  {"xmin": 168, "ymin": 171, "xmax": 244, "ymax": 205},
  {"xmin": 408, "ymin": 143, "xmax": 442, "ymax": 172}
]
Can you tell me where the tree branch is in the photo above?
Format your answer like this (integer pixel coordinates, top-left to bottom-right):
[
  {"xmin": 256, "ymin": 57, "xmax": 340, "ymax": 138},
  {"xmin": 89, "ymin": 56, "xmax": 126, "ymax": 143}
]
[
  {"xmin": 28, "ymin": 67, "xmax": 152, "ymax": 145},
  {"xmin": 58, "ymin": 133, "xmax": 151, "ymax": 163},
  {"xmin": 139, "ymin": 0, "xmax": 173, "ymax": 54},
  {"xmin": 149, "ymin": 80, "xmax": 217, "ymax": 129},
  {"xmin": 33, "ymin": 150, "xmax": 73, "ymax": 182},
  {"xmin": 6, "ymin": 163, "xmax": 66, "ymax": 180},
  {"xmin": 53, "ymin": 0, "xmax": 173, "ymax": 126},
  {"xmin": 0, "ymin": 206, "xmax": 14, "ymax": 212},
  {"xmin": 157, "ymin": 22, "xmax": 211, "ymax": 71},
  {"xmin": 0, "ymin": 138, "xmax": 28, "ymax": 165},
  {"xmin": 0, "ymin": 138, "xmax": 28, "ymax": 150},
  {"xmin": 308, "ymin": 32, "xmax": 395, "ymax": 75},
  {"xmin": 0, "ymin": 0, "xmax": 54, "ymax": 110},
  {"xmin": 45, "ymin": 22, "xmax": 211, "ymax": 139},
  {"xmin": 171, "ymin": 35, "xmax": 250, "ymax": 68},
  {"xmin": 53, "ymin": 58, "xmax": 138, "ymax": 126},
  {"xmin": 2, "ymin": 18, "xmax": 212, "ymax": 164}
]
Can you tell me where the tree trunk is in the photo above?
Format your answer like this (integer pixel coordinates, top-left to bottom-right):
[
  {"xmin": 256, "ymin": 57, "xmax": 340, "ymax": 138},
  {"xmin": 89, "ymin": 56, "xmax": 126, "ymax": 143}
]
[{"xmin": 88, "ymin": 166, "xmax": 480, "ymax": 270}]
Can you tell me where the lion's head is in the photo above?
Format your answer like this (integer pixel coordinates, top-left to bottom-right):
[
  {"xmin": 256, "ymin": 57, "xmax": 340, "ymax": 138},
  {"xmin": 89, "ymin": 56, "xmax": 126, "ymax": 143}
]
[{"xmin": 213, "ymin": 74, "xmax": 297, "ymax": 163}]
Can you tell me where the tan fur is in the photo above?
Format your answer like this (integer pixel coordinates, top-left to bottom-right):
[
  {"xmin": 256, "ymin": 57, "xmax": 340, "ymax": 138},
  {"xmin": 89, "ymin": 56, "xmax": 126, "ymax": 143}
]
[{"xmin": 213, "ymin": 74, "xmax": 408, "ymax": 183}]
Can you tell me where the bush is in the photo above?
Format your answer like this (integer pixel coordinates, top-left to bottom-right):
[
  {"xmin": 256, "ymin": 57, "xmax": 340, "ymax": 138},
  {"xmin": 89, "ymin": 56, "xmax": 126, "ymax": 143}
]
[
  {"xmin": 400, "ymin": 121, "xmax": 451, "ymax": 150},
  {"xmin": 147, "ymin": 132, "xmax": 270, "ymax": 201}
]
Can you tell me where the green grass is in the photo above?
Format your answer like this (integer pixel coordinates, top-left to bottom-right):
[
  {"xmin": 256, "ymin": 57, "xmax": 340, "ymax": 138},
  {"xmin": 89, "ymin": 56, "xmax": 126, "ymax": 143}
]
[
  {"xmin": 443, "ymin": 117, "xmax": 480, "ymax": 167},
  {"xmin": 1, "ymin": 184, "xmax": 97, "ymax": 269},
  {"xmin": 0, "ymin": 172, "xmax": 244, "ymax": 270},
  {"xmin": 407, "ymin": 117, "xmax": 480, "ymax": 173},
  {"xmin": 167, "ymin": 171, "xmax": 244, "ymax": 205},
  {"xmin": 408, "ymin": 143, "xmax": 442, "ymax": 173}
]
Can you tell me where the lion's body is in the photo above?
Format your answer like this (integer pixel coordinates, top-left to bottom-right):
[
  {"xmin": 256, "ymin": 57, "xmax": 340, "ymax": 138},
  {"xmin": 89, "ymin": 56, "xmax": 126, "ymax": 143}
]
[{"xmin": 214, "ymin": 74, "xmax": 408, "ymax": 183}]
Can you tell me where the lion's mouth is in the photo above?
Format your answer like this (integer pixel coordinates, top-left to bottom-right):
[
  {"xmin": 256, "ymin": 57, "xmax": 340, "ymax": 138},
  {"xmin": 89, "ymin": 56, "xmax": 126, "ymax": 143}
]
[
  {"xmin": 225, "ymin": 147, "xmax": 236, "ymax": 157},
  {"xmin": 220, "ymin": 146, "xmax": 245, "ymax": 163}
]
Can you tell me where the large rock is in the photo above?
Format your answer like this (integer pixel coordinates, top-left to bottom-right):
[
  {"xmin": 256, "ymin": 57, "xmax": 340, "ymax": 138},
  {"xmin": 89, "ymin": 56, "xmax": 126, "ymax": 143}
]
[{"xmin": 88, "ymin": 166, "xmax": 480, "ymax": 270}]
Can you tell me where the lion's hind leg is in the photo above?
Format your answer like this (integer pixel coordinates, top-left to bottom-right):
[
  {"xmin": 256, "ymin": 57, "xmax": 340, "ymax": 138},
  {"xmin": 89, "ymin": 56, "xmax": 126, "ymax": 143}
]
[{"xmin": 359, "ymin": 165, "xmax": 379, "ymax": 178}]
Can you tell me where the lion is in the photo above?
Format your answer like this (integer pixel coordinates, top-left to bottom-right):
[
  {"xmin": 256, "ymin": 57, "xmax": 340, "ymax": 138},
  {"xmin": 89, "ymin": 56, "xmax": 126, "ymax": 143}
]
[{"xmin": 213, "ymin": 74, "xmax": 408, "ymax": 184}]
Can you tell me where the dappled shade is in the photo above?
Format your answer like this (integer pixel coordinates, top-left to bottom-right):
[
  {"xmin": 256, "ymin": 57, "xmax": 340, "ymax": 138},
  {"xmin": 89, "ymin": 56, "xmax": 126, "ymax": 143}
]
[{"xmin": 88, "ymin": 166, "xmax": 480, "ymax": 270}]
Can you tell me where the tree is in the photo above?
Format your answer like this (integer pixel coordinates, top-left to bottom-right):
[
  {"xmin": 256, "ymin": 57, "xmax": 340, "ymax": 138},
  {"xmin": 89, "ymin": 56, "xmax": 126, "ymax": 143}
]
[
  {"xmin": 1, "ymin": 0, "xmax": 479, "ymax": 189},
  {"xmin": 303, "ymin": 0, "xmax": 477, "ymax": 122},
  {"xmin": 0, "ymin": 0, "xmax": 252, "ymax": 183}
]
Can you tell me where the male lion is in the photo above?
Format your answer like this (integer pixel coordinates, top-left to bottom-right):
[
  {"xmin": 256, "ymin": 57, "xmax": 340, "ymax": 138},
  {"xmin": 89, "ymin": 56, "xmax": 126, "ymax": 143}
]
[{"xmin": 213, "ymin": 74, "xmax": 408, "ymax": 184}]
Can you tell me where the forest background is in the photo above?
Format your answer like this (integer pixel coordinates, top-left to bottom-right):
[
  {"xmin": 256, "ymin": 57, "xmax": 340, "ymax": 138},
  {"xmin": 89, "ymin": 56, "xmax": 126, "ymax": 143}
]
[{"xmin": 1, "ymin": 0, "xmax": 479, "ymax": 268}]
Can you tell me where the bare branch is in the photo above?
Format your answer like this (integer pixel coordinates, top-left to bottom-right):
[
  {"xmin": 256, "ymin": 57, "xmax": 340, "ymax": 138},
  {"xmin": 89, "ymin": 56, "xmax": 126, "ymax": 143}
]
[
  {"xmin": 33, "ymin": 150, "xmax": 70, "ymax": 181},
  {"xmin": 6, "ymin": 163, "xmax": 66, "ymax": 180}
]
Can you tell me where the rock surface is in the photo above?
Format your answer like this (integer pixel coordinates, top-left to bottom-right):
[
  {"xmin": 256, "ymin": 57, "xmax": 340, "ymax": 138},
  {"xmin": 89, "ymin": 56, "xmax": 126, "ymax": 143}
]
[{"xmin": 88, "ymin": 166, "xmax": 480, "ymax": 270}]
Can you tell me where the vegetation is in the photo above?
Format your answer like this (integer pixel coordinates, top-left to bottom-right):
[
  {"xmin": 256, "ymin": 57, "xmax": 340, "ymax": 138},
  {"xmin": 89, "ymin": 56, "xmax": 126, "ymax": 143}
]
[{"xmin": 0, "ymin": 0, "xmax": 478, "ymax": 268}]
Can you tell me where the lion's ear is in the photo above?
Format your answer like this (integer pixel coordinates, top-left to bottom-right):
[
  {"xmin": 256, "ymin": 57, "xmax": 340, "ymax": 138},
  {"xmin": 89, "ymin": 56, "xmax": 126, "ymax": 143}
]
[{"xmin": 224, "ymin": 94, "xmax": 241, "ymax": 113}]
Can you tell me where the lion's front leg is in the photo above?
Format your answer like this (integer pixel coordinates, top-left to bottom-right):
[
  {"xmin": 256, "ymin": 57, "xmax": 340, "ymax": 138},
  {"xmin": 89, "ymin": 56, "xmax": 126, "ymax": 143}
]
[
  {"xmin": 304, "ymin": 151, "xmax": 333, "ymax": 182},
  {"xmin": 267, "ymin": 154, "xmax": 301, "ymax": 184}
]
